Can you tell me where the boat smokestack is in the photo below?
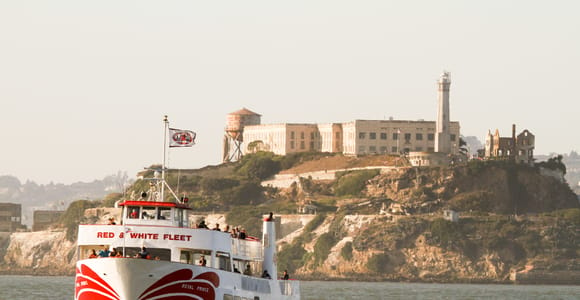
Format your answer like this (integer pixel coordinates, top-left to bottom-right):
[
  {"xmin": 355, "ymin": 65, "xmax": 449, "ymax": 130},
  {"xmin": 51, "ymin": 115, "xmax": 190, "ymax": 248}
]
[{"xmin": 262, "ymin": 213, "xmax": 278, "ymax": 280}]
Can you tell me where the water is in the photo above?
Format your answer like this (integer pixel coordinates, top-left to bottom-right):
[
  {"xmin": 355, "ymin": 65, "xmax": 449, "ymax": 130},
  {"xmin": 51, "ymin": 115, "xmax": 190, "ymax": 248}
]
[{"xmin": 0, "ymin": 276, "xmax": 578, "ymax": 300}]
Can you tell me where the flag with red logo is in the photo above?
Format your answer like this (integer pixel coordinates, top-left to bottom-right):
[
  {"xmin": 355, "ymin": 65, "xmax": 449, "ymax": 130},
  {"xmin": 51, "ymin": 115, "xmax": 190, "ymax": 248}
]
[{"xmin": 169, "ymin": 128, "xmax": 196, "ymax": 147}]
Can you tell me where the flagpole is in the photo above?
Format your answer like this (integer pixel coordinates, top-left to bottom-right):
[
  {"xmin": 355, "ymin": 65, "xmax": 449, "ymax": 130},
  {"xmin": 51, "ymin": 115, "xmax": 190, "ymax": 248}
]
[{"xmin": 162, "ymin": 115, "xmax": 168, "ymax": 202}]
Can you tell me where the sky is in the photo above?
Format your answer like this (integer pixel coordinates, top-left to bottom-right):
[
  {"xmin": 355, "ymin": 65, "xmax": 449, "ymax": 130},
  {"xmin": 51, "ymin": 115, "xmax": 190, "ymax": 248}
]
[{"xmin": 1, "ymin": 1, "xmax": 579, "ymax": 185}]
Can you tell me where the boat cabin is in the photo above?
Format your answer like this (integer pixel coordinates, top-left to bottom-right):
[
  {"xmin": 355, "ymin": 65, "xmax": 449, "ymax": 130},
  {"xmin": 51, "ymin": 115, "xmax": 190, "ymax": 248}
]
[
  {"xmin": 77, "ymin": 200, "xmax": 265, "ymax": 277},
  {"xmin": 120, "ymin": 200, "xmax": 189, "ymax": 228}
]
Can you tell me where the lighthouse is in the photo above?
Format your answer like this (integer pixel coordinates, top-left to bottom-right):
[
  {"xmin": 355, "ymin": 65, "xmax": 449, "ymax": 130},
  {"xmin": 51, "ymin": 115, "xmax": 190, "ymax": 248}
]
[{"xmin": 435, "ymin": 72, "xmax": 451, "ymax": 154}]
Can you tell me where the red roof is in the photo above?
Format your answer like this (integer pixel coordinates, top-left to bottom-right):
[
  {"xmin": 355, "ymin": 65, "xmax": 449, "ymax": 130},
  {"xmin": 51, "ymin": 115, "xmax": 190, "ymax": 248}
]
[{"xmin": 229, "ymin": 107, "xmax": 261, "ymax": 116}]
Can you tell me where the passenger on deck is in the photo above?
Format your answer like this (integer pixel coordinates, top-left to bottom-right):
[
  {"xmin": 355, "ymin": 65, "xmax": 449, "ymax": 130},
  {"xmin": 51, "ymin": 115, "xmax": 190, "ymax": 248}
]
[
  {"xmin": 198, "ymin": 220, "xmax": 208, "ymax": 229},
  {"xmin": 139, "ymin": 247, "xmax": 150, "ymax": 259},
  {"xmin": 233, "ymin": 266, "xmax": 240, "ymax": 273},
  {"xmin": 265, "ymin": 212, "xmax": 274, "ymax": 221},
  {"xmin": 109, "ymin": 248, "xmax": 118, "ymax": 257},
  {"xmin": 199, "ymin": 256, "xmax": 207, "ymax": 266},
  {"xmin": 283, "ymin": 270, "xmax": 289, "ymax": 280},
  {"xmin": 89, "ymin": 249, "xmax": 98, "ymax": 258},
  {"xmin": 129, "ymin": 209, "xmax": 138, "ymax": 219},
  {"xmin": 98, "ymin": 246, "xmax": 110, "ymax": 258},
  {"xmin": 261, "ymin": 270, "xmax": 271, "ymax": 279},
  {"xmin": 212, "ymin": 223, "xmax": 221, "ymax": 231},
  {"xmin": 238, "ymin": 228, "xmax": 246, "ymax": 239},
  {"xmin": 107, "ymin": 218, "xmax": 116, "ymax": 225}
]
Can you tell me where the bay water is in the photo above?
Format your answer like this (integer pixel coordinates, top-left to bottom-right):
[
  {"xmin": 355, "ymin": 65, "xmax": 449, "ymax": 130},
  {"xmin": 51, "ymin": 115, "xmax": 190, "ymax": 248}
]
[{"xmin": 0, "ymin": 275, "xmax": 578, "ymax": 299}]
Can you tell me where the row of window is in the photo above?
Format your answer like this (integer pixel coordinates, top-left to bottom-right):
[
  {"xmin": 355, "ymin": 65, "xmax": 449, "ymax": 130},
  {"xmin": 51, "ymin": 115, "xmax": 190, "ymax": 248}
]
[
  {"xmin": 358, "ymin": 146, "xmax": 436, "ymax": 154},
  {"xmin": 289, "ymin": 140, "xmax": 321, "ymax": 150},
  {"xmin": 289, "ymin": 131, "xmax": 322, "ymax": 139},
  {"xmin": 358, "ymin": 132, "xmax": 456, "ymax": 142}
]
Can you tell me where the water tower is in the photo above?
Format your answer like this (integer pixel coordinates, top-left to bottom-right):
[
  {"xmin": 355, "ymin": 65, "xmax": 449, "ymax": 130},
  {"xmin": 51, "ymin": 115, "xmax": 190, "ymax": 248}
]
[{"xmin": 223, "ymin": 108, "xmax": 261, "ymax": 163}]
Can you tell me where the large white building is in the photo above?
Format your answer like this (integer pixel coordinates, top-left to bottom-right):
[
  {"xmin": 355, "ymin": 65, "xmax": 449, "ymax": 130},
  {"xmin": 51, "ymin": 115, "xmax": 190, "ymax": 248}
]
[
  {"xmin": 242, "ymin": 119, "xmax": 460, "ymax": 156},
  {"xmin": 231, "ymin": 72, "xmax": 461, "ymax": 159}
]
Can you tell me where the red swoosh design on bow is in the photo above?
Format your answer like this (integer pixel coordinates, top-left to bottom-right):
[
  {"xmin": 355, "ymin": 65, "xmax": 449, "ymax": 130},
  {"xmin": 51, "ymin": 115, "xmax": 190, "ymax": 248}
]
[
  {"xmin": 75, "ymin": 264, "xmax": 219, "ymax": 300},
  {"xmin": 75, "ymin": 264, "xmax": 120, "ymax": 300},
  {"xmin": 138, "ymin": 269, "xmax": 220, "ymax": 300}
]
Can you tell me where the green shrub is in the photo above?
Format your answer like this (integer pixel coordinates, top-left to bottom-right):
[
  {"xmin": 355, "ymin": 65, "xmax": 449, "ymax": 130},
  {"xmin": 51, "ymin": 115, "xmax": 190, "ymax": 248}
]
[
  {"xmin": 313, "ymin": 233, "xmax": 337, "ymax": 266},
  {"xmin": 227, "ymin": 181, "xmax": 264, "ymax": 205},
  {"xmin": 303, "ymin": 214, "xmax": 325, "ymax": 233},
  {"xmin": 429, "ymin": 218, "xmax": 462, "ymax": 248},
  {"xmin": 235, "ymin": 152, "xmax": 281, "ymax": 180},
  {"xmin": 333, "ymin": 169, "xmax": 380, "ymax": 196},
  {"xmin": 200, "ymin": 177, "xmax": 239, "ymax": 193},
  {"xmin": 225, "ymin": 206, "xmax": 263, "ymax": 236},
  {"xmin": 366, "ymin": 253, "xmax": 389, "ymax": 274},
  {"xmin": 277, "ymin": 241, "xmax": 307, "ymax": 274},
  {"xmin": 340, "ymin": 242, "xmax": 353, "ymax": 261}
]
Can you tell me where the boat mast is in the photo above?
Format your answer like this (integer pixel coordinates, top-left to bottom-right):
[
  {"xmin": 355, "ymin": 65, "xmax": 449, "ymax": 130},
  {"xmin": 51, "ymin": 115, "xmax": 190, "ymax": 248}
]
[
  {"xmin": 160, "ymin": 115, "xmax": 181, "ymax": 202},
  {"xmin": 162, "ymin": 115, "xmax": 168, "ymax": 202}
]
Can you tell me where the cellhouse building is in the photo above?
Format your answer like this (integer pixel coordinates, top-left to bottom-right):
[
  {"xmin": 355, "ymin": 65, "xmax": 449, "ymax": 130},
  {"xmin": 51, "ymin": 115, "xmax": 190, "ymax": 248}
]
[{"xmin": 224, "ymin": 72, "xmax": 460, "ymax": 162}]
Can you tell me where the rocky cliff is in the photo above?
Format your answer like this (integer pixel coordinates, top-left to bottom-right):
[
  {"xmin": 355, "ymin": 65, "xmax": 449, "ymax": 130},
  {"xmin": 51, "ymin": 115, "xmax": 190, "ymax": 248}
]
[{"xmin": 0, "ymin": 160, "xmax": 578, "ymax": 284}]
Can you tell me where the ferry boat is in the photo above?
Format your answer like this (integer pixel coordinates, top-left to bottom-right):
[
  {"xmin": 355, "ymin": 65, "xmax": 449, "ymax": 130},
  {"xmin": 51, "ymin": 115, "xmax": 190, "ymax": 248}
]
[{"xmin": 74, "ymin": 117, "xmax": 300, "ymax": 300}]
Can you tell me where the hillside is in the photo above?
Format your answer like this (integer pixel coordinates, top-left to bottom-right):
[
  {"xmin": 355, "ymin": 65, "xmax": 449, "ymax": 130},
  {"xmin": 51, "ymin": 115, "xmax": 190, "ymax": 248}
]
[{"xmin": 0, "ymin": 153, "xmax": 578, "ymax": 283}]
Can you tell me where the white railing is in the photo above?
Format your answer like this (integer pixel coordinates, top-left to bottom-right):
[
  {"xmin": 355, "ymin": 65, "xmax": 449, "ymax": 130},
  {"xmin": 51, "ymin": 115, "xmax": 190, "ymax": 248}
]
[{"xmin": 279, "ymin": 280, "xmax": 300, "ymax": 296}]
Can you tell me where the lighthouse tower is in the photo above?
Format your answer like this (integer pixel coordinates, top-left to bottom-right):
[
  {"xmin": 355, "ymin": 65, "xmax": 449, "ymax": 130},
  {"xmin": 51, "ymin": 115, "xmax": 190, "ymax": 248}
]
[{"xmin": 435, "ymin": 72, "xmax": 451, "ymax": 154}]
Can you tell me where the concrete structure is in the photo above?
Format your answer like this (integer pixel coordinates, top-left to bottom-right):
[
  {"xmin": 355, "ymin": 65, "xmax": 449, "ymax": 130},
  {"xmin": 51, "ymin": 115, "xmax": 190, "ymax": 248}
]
[
  {"xmin": 236, "ymin": 71, "xmax": 461, "ymax": 159},
  {"xmin": 484, "ymin": 124, "xmax": 535, "ymax": 164},
  {"xmin": 408, "ymin": 151, "xmax": 450, "ymax": 167},
  {"xmin": 443, "ymin": 209, "xmax": 459, "ymax": 222},
  {"xmin": 223, "ymin": 108, "xmax": 261, "ymax": 163},
  {"xmin": 243, "ymin": 120, "xmax": 460, "ymax": 157},
  {"xmin": 32, "ymin": 210, "xmax": 64, "ymax": 231},
  {"xmin": 0, "ymin": 202, "xmax": 23, "ymax": 232},
  {"xmin": 435, "ymin": 72, "xmax": 452, "ymax": 154}
]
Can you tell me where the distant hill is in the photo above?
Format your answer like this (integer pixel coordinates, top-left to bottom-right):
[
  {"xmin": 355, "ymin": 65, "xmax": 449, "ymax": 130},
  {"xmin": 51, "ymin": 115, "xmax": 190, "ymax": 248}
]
[{"xmin": 0, "ymin": 172, "xmax": 132, "ymax": 227}]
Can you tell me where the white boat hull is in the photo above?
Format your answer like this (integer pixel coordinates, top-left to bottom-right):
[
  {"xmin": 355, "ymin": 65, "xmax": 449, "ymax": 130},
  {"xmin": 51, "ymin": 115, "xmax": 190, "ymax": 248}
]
[{"xmin": 75, "ymin": 258, "xmax": 300, "ymax": 300}]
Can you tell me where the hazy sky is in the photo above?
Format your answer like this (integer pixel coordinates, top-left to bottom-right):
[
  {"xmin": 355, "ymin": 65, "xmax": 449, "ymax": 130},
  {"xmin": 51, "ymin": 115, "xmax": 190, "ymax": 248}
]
[{"xmin": 1, "ymin": 1, "xmax": 579, "ymax": 185}]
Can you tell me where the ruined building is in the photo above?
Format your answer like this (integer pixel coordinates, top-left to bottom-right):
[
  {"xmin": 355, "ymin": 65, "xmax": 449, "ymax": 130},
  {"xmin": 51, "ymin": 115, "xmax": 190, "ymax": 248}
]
[{"xmin": 484, "ymin": 124, "xmax": 535, "ymax": 164}]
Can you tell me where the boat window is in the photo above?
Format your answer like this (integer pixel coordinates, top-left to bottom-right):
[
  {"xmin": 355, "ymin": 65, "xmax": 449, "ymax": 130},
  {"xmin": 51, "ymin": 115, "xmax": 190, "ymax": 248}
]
[
  {"xmin": 233, "ymin": 259, "xmax": 245, "ymax": 274},
  {"xmin": 180, "ymin": 249, "xmax": 211, "ymax": 265},
  {"xmin": 181, "ymin": 210, "xmax": 189, "ymax": 227},
  {"xmin": 127, "ymin": 206, "xmax": 140, "ymax": 219},
  {"xmin": 175, "ymin": 208, "xmax": 182, "ymax": 223},
  {"xmin": 142, "ymin": 206, "xmax": 156, "ymax": 220},
  {"xmin": 79, "ymin": 245, "xmax": 105, "ymax": 260},
  {"xmin": 234, "ymin": 296, "xmax": 241, "ymax": 300},
  {"xmin": 223, "ymin": 295, "xmax": 233, "ymax": 300},
  {"xmin": 217, "ymin": 251, "xmax": 231, "ymax": 272},
  {"xmin": 180, "ymin": 251, "xmax": 193, "ymax": 264},
  {"xmin": 158, "ymin": 207, "xmax": 171, "ymax": 220},
  {"xmin": 122, "ymin": 247, "xmax": 170, "ymax": 260}
]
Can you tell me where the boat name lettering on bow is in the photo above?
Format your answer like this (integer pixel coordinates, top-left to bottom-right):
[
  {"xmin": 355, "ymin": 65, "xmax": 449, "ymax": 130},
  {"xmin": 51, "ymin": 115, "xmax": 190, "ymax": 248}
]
[{"xmin": 163, "ymin": 233, "xmax": 192, "ymax": 241}]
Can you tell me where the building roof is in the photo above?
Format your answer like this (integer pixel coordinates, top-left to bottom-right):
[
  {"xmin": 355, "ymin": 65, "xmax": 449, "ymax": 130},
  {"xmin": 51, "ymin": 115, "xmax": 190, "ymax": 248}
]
[{"xmin": 229, "ymin": 107, "xmax": 261, "ymax": 116}]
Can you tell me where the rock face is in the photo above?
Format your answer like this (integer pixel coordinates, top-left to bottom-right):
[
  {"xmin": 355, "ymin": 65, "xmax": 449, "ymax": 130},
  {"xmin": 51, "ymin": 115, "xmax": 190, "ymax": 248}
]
[
  {"xmin": 1, "ymin": 230, "xmax": 76, "ymax": 275},
  {"xmin": 0, "ymin": 162, "xmax": 577, "ymax": 283}
]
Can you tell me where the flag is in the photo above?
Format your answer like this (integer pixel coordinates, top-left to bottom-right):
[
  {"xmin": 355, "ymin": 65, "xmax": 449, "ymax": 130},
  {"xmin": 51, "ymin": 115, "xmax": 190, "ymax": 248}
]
[{"xmin": 169, "ymin": 128, "xmax": 196, "ymax": 147}]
